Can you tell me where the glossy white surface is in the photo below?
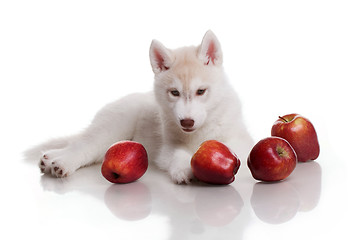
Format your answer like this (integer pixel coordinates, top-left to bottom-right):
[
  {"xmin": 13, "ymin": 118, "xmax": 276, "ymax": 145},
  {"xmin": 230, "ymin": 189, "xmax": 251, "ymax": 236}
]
[{"xmin": 1, "ymin": 1, "xmax": 359, "ymax": 239}]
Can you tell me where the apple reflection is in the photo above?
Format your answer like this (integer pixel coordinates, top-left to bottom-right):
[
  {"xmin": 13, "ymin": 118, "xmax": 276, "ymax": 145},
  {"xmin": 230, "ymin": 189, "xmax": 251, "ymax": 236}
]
[
  {"xmin": 251, "ymin": 161, "xmax": 322, "ymax": 224},
  {"xmin": 104, "ymin": 182, "xmax": 152, "ymax": 221},
  {"xmin": 194, "ymin": 185, "xmax": 243, "ymax": 226},
  {"xmin": 288, "ymin": 161, "xmax": 322, "ymax": 212},
  {"xmin": 251, "ymin": 181, "xmax": 300, "ymax": 224}
]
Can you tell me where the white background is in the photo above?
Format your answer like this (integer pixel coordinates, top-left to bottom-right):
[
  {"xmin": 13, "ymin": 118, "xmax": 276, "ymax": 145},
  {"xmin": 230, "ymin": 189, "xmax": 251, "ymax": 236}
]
[{"xmin": 0, "ymin": 1, "xmax": 359, "ymax": 239}]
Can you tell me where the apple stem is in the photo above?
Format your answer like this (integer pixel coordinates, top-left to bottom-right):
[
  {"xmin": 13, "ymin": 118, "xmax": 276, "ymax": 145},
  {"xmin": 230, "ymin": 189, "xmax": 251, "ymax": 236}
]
[{"xmin": 279, "ymin": 116, "xmax": 288, "ymax": 123}]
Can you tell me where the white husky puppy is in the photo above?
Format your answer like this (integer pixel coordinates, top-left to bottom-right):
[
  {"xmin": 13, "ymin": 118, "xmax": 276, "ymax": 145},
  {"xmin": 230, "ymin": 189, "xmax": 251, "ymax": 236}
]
[{"xmin": 31, "ymin": 30, "xmax": 250, "ymax": 184}]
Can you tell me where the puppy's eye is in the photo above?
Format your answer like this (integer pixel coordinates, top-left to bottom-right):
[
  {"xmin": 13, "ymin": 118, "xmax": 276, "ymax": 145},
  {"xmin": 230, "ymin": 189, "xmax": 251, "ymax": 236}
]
[
  {"xmin": 196, "ymin": 89, "xmax": 207, "ymax": 96},
  {"xmin": 170, "ymin": 90, "xmax": 180, "ymax": 97}
]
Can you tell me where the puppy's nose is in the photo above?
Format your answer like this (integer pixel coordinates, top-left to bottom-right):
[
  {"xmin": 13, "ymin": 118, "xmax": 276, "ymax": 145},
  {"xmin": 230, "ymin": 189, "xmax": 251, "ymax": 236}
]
[{"xmin": 180, "ymin": 118, "xmax": 195, "ymax": 128}]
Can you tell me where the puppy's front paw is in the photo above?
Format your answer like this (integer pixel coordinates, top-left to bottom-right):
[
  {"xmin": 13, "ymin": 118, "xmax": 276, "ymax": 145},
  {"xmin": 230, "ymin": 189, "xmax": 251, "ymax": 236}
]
[
  {"xmin": 158, "ymin": 147, "xmax": 194, "ymax": 184},
  {"xmin": 170, "ymin": 166, "xmax": 194, "ymax": 184},
  {"xmin": 39, "ymin": 149, "xmax": 78, "ymax": 178}
]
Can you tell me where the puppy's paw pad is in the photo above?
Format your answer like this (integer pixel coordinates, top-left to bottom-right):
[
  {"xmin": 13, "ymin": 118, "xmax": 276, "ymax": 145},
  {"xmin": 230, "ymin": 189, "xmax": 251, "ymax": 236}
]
[
  {"xmin": 39, "ymin": 149, "xmax": 73, "ymax": 178},
  {"xmin": 50, "ymin": 164, "xmax": 69, "ymax": 178},
  {"xmin": 39, "ymin": 154, "xmax": 52, "ymax": 174}
]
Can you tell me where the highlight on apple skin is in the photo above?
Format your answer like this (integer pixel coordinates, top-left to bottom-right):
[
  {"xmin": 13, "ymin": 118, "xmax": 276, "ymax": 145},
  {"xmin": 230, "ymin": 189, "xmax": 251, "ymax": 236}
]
[
  {"xmin": 101, "ymin": 141, "xmax": 148, "ymax": 184},
  {"xmin": 247, "ymin": 137, "xmax": 297, "ymax": 182},
  {"xmin": 271, "ymin": 114, "xmax": 320, "ymax": 162},
  {"xmin": 191, "ymin": 140, "xmax": 241, "ymax": 185}
]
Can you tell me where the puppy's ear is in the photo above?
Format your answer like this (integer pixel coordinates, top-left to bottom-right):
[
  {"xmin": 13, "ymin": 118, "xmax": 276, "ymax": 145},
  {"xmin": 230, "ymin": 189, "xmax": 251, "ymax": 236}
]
[
  {"xmin": 198, "ymin": 30, "xmax": 223, "ymax": 66},
  {"xmin": 149, "ymin": 40, "xmax": 174, "ymax": 74}
]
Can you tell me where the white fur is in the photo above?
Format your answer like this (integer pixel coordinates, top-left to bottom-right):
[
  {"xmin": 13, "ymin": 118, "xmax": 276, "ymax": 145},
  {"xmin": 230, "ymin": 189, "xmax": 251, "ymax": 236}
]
[{"xmin": 28, "ymin": 30, "xmax": 252, "ymax": 184}]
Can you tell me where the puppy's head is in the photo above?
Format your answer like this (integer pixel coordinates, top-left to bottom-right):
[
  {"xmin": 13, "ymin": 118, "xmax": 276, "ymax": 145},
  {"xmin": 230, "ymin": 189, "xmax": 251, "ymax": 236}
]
[{"xmin": 150, "ymin": 31, "xmax": 226, "ymax": 133}]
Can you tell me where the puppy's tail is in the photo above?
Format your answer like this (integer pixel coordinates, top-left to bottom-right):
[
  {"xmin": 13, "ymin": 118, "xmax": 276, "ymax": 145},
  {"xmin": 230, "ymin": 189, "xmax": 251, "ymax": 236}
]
[{"xmin": 23, "ymin": 135, "xmax": 75, "ymax": 163}]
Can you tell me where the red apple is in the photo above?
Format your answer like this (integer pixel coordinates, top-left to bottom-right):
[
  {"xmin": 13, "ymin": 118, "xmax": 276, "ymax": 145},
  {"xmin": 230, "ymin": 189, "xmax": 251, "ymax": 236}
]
[
  {"xmin": 101, "ymin": 141, "xmax": 148, "ymax": 184},
  {"xmin": 191, "ymin": 140, "xmax": 240, "ymax": 185},
  {"xmin": 271, "ymin": 114, "xmax": 320, "ymax": 162},
  {"xmin": 247, "ymin": 137, "xmax": 297, "ymax": 182}
]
